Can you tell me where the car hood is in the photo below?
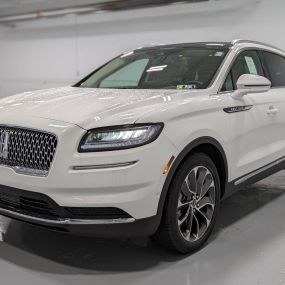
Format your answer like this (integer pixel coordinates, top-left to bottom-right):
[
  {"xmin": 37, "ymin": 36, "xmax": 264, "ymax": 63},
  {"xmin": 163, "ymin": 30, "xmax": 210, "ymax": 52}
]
[{"xmin": 0, "ymin": 87, "xmax": 208, "ymax": 129}]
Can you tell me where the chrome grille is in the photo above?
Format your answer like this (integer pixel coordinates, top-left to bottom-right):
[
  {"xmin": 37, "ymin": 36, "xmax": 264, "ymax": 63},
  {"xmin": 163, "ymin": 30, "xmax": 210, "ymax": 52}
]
[{"xmin": 0, "ymin": 126, "xmax": 57, "ymax": 176}]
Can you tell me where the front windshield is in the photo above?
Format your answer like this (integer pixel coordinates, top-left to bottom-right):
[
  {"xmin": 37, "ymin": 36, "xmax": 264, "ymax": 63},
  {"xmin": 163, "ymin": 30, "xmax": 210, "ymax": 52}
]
[{"xmin": 79, "ymin": 46, "xmax": 228, "ymax": 90}]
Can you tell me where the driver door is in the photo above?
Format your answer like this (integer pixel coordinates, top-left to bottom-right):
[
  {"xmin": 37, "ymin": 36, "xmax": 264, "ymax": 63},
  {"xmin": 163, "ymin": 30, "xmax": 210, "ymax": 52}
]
[{"xmin": 221, "ymin": 50, "xmax": 280, "ymax": 180}]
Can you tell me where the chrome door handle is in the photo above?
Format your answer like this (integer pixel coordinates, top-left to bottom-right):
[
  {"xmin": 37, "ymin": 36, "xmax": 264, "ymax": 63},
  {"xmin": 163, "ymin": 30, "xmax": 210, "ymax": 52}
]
[{"xmin": 267, "ymin": 106, "xmax": 278, "ymax": 116}]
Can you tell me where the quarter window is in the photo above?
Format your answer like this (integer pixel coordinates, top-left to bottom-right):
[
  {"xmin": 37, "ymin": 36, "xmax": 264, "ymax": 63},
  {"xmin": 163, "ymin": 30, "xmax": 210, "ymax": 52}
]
[
  {"xmin": 221, "ymin": 72, "xmax": 234, "ymax": 92},
  {"xmin": 261, "ymin": 51, "xmax": 285, "ymax": 87}
]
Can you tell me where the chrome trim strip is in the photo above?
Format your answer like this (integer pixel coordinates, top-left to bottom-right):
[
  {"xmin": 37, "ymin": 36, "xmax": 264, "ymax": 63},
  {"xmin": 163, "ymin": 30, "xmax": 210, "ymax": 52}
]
[
  {"xmin": 72, "ymin": 161, "xmax": 138, "ymax": 171},
  {"xmin": 12, "ymin": 166, "xmax": 48, "ymax": 177},
  {"xmin": 64, "ymin": 218, "xmax": 136, "ymax": 225},
  {"xmin": 0, "ymin": 207, "xmax": 136, "ymax": 225},
  {"xmin": 234, "ymin": 157, "xmax": 285, "ymax": 186},
  {"xmin": 223, "ymin": 105, "xmax": 253, "ymax": 114},
  {"xmin": 0, "ymin": 164, "xmax": 49, "ymax": 177}
]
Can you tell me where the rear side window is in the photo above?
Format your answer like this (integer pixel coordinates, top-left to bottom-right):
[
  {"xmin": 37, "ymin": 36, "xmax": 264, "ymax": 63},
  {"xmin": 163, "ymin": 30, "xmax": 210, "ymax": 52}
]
[{"xmin": 262, "ymin": 51, "xmax": 285, "ymax": 87}]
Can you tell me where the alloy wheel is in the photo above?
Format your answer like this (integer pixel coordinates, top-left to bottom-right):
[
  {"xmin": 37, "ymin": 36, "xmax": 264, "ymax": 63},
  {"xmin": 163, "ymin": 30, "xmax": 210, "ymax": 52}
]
[{"xmin": 177, "ymin": 166, "xmax": 216, "ymax": 242}]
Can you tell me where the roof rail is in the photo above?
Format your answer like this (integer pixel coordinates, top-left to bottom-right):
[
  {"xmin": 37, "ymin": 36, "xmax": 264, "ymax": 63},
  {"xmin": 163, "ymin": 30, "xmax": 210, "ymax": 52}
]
[{"xmin": 231, "ymin": 39, "xmax": 285, "ymax": 53}]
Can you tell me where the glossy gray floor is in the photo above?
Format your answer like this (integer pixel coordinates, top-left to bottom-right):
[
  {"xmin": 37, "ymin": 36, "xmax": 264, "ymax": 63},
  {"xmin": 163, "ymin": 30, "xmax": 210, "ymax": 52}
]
[{"xmin": 0, "ymin": 172, "xmax": 285, "ymax": 285}]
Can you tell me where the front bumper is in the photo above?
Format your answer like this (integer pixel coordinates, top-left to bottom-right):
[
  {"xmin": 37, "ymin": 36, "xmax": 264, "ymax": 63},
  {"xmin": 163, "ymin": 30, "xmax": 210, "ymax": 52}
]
[
  {"xmin": 0, "ymin": 117, "xmax": 178, "ymax": 235},
  {"xmin": 0, "ymin": 205, "xmax": 161, "ymax": 238},
  {"xmin": 0, "ymin": 184, "xmax": 161, "ymax": 237}
]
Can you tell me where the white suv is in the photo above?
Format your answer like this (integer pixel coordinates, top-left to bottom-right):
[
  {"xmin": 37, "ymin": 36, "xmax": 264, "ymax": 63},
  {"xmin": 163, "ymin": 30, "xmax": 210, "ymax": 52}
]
[{"xmin": 0, "ymin": 39, "xmax": 283, "ymax": 253}]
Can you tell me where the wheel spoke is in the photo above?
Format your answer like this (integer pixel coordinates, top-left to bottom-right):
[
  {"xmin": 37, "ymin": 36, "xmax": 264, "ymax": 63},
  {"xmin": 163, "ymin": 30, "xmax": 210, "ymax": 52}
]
[
  {"xmin": 188, "ymin": 210, "xmax": 194, "ymax": 233},
  {"xmin": 187, "ymin": 169, "xmax": 197, "ymax": 194},
  {"xmin": 194, "ymin": 212, "xmax": 208, "ymax": 240},
  {"xmin": 181, "ymin": 179, "xmax": 193, "ymax": 197},
  {"xmin": 198, "ymin": 196, "xmax": 214, "ymax": 210},
  {"xmin": 186, "ymin": 211, "xmax": 194, "ymax": 240},
  {"xmin": 196, "ymin": 208, "xmax": 212, "ymax": 227},
  {"xmin": 178, "ymin": 199, "xmax": 191, "ymax": 210},
  {"xmin": 193, "ymin": 213, "xmax": 200, "ymax": 240},
  {"xmin": 196, "ymin": 167, "xmax": 207, "ymax": 197},
  {"xmin": 184, "ymin": 231, "xmax": 190, "ymax": 241},
  {"xmin": 178, "ymin": 206, "xmax": 191, "ymax": 226},
  {"xmin": 199, "ymin": 174, "xmax": 214, "ymax": 200}
]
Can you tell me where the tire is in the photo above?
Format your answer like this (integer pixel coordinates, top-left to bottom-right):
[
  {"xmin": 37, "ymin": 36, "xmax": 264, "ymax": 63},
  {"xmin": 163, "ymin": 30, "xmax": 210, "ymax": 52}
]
[{"xmin": 154, "ymin": 152, "xmax": 221, "ymax": 253}]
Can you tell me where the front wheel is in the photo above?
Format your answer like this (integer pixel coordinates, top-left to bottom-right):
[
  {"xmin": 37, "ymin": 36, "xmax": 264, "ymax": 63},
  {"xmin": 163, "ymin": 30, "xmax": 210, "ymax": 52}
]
[{"xmin": 155, "ymin": 153, "xmax": 221, "ymax": 253}]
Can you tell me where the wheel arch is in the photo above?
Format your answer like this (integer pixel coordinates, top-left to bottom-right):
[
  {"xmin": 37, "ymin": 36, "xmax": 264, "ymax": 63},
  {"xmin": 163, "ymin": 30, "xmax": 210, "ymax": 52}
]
[{"xmin": 157, "ymin": 136, "xmax": 228, "ymax": 217}]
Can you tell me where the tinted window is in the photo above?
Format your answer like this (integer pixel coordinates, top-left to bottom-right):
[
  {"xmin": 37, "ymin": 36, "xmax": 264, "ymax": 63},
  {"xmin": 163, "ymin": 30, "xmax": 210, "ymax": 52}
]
[
  {"xmin": 231, "ymin": 50, "xmax": 264, "ymax": 87},
  {"xmin": 262, "ymin": 51, "xmax": 285, "ymax": 87},
  {"xmin": 221, "ymin": 50, "xmax": 264, "ymax": 92},
  {"xmin": 221, "ymin": 72, "xmax": 234, "ymax": 92},
  {"xmin": 80, "ymin": 47, "xmax": 228, "ymax": 90}
]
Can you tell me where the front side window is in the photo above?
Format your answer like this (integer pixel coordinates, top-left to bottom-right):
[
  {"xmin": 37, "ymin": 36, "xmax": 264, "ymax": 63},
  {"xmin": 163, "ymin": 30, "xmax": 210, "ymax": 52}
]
[
  {"xmin": 221, "ymin": 50, "xmax": 264, "ymax": 92},
  {"xmin": 80, "ymin": 47, "xmax": 228, "ymax": 90},
  {"xmin": 262, "ymin": 51, "xmax": 285, "ymax": 87}
]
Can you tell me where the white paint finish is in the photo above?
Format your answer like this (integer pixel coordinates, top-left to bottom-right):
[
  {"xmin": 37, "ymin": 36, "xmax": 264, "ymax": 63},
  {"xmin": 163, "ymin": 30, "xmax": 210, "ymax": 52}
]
[
  {"xmin": 0, "ymin": 87, "xmax": 197, "ymax": 128},
  {"xmin": 0, "ymin": 0, "xmax": 285, "ymax": 234},
  {"xmin": 0, "ymin": 40, "xmax": 285, "ymax": 219},
  {"xmin": 235, "ymin": 74, "xmax": 271, "ymax": 97},
  {"xmin": 0, "ymin": 0, "xmax": 285, "ymax": 97},
  {"xmin": 0, "ymin": 172, "xmax": 284, "ymax": 285},
  {"xmin": 0, "ymin": 105, "xmax": 177, "ymax": 219}
]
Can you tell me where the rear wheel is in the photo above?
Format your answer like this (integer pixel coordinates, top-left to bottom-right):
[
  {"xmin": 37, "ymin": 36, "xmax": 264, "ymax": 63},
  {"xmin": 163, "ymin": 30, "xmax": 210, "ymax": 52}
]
[{"xmin": 155, "ymin": 153, "xmax": 221, "ymax": 253}]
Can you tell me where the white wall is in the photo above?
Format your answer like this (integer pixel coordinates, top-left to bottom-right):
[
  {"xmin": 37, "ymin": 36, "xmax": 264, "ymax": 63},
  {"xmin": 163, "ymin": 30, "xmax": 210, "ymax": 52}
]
[{"xmin": 0, "ymin": 0, "xmax": 283, "ymax": 97}]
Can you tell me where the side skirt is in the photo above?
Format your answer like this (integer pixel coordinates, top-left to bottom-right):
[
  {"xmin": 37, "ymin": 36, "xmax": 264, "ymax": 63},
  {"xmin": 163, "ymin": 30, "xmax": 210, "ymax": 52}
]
[{"xmin": 223, "ymin": 156, "xmax": 285, "ymax": 199}]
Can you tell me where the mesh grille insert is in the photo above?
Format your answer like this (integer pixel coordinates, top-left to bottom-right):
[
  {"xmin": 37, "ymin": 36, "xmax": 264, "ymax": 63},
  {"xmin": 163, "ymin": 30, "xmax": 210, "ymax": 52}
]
[{"xmin": 0, "ymin": 126, "xmax": 57, "ymax": 174}]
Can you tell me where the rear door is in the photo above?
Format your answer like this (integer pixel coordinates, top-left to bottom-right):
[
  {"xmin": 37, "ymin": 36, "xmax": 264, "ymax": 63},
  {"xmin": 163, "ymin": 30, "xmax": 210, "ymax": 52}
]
[{"xmin": 259, "ymin": 50, "xmax": 285, "ymax": 162}]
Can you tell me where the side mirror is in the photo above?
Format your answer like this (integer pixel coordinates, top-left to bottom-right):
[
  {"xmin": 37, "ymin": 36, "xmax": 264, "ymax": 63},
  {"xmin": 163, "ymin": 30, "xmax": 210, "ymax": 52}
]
[{"xmin": 233, "ymin": 74, "xmax": 271, "ymax": 99}]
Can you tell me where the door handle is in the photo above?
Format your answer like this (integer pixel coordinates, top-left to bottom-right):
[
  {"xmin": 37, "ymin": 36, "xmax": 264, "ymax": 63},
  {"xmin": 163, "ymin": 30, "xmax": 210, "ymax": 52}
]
[{"xmin": 267, "ymin": 106, "xmax": 278, "ymax": 116}]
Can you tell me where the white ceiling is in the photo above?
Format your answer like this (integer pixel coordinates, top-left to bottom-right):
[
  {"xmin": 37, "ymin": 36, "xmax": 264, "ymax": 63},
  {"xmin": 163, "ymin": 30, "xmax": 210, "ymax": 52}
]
[{"xmin": 0, "ymin": 0, "xmax": 114, "ymax": 17}]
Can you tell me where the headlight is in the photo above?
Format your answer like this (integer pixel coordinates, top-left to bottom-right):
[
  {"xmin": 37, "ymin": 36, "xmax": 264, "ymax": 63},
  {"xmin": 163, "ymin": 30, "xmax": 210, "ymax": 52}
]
[{"xmin": 79, "ymin": 123, "xmax": 164, "ymax": 152}]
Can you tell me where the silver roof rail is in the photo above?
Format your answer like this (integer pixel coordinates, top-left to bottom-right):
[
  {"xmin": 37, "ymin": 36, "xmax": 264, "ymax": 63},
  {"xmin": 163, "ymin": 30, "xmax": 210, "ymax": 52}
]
[
  {"xmin": 231, "ymin": 39, "xmax": 285, "ymax": 53},
  {"xmin": 136, "ymin": 43, "xmax": 166, "ymax": 49}
]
